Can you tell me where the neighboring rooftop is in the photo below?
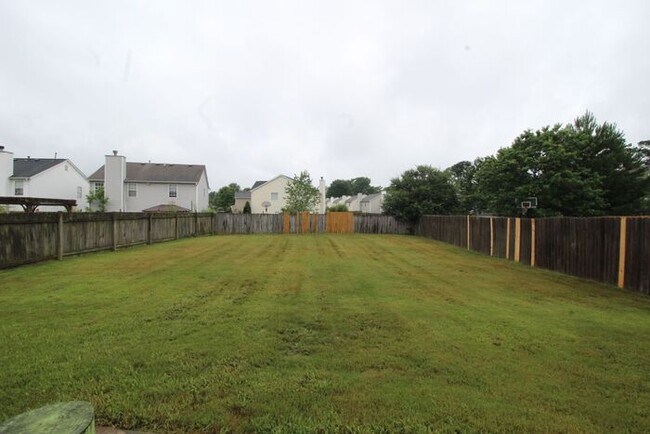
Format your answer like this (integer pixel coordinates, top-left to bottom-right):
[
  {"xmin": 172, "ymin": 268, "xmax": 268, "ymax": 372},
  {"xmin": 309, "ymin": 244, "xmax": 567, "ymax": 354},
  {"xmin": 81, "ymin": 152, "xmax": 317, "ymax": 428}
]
[
  {"xmin": 142, "ymin": 204, "xmax": 191, "ymax": 212},
  {"xmin": 234, "ymin": 191, "xmax": 251, "ymax": 200},
  {"xmin": 251, "ymin": 180, "xmax": 267, "ymax": 189},
  {"xmin": 89, "ymin": 162, "xmax": 206, "ymax": 184},
  {"xmin": 11, "ymin": 158, "xmax": 67, "ymax": 178},
  {"xmin": 361, "ymin": 193, "xmax": 382, "ymax": 202}
]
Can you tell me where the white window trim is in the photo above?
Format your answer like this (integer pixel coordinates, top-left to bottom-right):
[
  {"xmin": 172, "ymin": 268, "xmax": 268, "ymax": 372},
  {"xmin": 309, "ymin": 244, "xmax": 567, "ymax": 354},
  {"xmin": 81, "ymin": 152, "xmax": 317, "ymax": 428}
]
[
  {"xmin": 169, "ymin": 184, "xmax": 177, "ymax": 198},
  {"xmin": 128, "ymin": 183, "xmax": 137, "ymax": 197},
  {"xmin": 15, "ymin": 180, "xmax": 24, "ymax": 196}
]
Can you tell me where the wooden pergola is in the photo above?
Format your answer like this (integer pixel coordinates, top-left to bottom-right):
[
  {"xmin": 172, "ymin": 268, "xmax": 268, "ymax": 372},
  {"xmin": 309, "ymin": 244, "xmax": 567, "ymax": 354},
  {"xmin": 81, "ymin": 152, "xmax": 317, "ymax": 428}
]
[{"xmin": 0, "ymin": 196, "xmax": 77, "ymax": 213}]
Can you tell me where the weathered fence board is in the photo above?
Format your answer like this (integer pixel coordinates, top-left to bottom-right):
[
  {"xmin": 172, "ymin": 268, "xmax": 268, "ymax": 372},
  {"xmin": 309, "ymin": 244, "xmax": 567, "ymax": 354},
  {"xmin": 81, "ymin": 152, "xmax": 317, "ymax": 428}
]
[
  {"xmin": 416, "ymin": 215, "xmax": 649, "ymax": 294},
  {"xmin": 416, "ymin": 215, "xmax": 466, "ymax": 248},
  {"xmin": 625, "ymin": 217, "xmax": 650, "ymax": 294},
  {"xmin": 354, "ymin": 215, "xmax": 412, "ymax": 234}
]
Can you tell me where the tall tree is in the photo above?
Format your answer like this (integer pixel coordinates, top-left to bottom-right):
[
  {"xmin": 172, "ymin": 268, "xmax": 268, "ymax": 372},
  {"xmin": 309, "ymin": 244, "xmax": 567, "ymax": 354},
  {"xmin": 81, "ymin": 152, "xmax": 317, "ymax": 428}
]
[
  {"xmin": 445, "ymin": 159, "xmax": 486, "ymax": 213},
  {"xmin": 350, "ymin": 177, "xmax": 382, "ymax": 195},
  {"xmin": 326, "ymin": 179, "xmax": 352, "ymax": 197},
  {"xmin": 383, "ymin": 165, "xmax": 459, "ymax": 222},
  {"xmin": 326, "ymin": 177, "xmax": 381, "ymax": 197},
  {"xmin": 209, "ymin": 183, "xmax": 241, "ymax": 212},
  {"xmin": 476, "ymin": 112, "xmax": 649, "ymax": 216},
  {"xmin": 283, "ymin": 171, "xmax": 321, "ymax": 213}
]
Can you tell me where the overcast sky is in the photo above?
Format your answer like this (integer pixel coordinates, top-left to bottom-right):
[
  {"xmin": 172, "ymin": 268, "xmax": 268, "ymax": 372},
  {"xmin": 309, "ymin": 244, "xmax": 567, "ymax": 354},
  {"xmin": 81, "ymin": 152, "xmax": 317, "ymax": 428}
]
[{"xmin": 1, "ymin": 1, "xmax": 648, "ymax": 190}]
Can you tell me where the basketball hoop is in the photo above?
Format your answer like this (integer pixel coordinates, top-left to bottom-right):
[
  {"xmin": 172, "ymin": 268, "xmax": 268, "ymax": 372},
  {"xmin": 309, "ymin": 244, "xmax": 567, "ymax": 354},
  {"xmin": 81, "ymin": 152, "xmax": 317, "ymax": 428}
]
[{"xmin": 517, "ymin": 197, "xmax": 537, "ymax": 216}]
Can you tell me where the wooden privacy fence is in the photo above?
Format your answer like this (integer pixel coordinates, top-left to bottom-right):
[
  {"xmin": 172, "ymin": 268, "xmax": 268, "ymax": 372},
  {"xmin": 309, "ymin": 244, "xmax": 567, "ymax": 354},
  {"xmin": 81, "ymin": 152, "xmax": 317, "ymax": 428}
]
[
  {"xmin": 0, "ymin": 212, "xmax": 409, "ymax": 269},
  {"xmin": 416, "ymin": 215, "xmax": 649, "ymax": 294}
]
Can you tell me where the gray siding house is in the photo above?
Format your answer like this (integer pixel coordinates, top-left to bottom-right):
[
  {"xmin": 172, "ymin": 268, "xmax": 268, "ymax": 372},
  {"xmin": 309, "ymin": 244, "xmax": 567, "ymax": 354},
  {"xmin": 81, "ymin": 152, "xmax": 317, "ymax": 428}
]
[{"xmin": 89, "ymin": 151, "xmax": 210, "ymax": 212}]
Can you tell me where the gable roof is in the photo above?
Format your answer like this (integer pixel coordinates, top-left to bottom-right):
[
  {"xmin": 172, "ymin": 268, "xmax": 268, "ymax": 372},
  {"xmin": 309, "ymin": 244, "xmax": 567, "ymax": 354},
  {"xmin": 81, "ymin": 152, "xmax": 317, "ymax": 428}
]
[
  {"xmin": 250, "ymin": 175, "xmax": 293, "ymax": 192},
  {"xmin": 89, "ymin": 162, "xmax": 206, "ymax": 184},
  {"xmin": 11, "ymin": 158, "xmax": 67, "ymax": 178},
  {"xmin": 361, "ymin": 193, "xmax": 382, "ymax": 202},
  {"xmin": 143, "ymin": 204, "xmax": 191, "ymax": 212}
]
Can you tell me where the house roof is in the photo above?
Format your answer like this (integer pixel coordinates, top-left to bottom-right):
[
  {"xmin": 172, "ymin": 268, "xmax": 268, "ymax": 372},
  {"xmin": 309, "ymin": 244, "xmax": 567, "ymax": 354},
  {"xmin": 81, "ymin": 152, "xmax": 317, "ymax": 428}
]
[
  {"xmin": 250, "ymin": 175, "xmax": 294, "ymax": 192},
  {"xmin": 234, "ymin": 191, "xmax": 251, "ymax": 200},
  {"xmin": 11, "ymin": 158, "xmax": 67, "ymax": 178},
  {"xmin": 361, "ymin": 193, "xmax": 382, "ymax": 203},
  {"xmin": 89, "ymin": 162, "xmax": 206, "ymax": 184},
  {"xmin": 142, "ymin": 204, "xmax": 191, "ymax": 212}
]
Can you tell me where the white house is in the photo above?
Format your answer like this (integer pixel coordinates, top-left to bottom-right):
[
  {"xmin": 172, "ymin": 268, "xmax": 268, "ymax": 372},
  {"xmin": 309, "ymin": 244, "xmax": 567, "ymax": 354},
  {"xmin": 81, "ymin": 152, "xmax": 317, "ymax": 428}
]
[
  {"xmin": 0, "ymin": 146, "xmax": 89, "ymax": 211},
  {"xmin": 344, "ymin": 193, "xmax": 365, "ymax": 212},
  {"xmin": 360, "ymin": 192, "xmax": 384, "ymax": 214},
  {"xmin": 249, "ymin": 175, "xmax": 293, "ymax": 214},
  {"xmin": 245, "ymin": 175, "xmax": 326, "ymax": 214},
  {"xmin": 88, "ymin": 151, "xmax": 210, "ymax": 212}
]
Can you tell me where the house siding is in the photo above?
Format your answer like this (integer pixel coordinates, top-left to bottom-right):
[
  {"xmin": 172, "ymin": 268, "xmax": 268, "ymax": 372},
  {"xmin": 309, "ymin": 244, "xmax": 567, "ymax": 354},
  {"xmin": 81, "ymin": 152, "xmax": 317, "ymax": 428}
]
[
  {"xmin": 7, "ymin": 160, "xmax": 88, "ymax": 211},
  {"xmin": 250, "ymin": 176, "xmax": 291, "ymax": 214}
]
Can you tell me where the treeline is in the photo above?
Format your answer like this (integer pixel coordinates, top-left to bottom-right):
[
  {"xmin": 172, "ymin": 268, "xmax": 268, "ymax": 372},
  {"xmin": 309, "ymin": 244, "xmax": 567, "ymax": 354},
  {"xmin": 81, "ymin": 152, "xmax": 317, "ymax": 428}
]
[{"xmin": 384, "ymin": 112, "xmax": 649, "ymax": 221}]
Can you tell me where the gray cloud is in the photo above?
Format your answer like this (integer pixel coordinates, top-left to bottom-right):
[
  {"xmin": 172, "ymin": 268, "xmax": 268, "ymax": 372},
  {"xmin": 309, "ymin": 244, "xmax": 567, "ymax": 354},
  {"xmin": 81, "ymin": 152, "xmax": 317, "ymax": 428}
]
[{"xmin": 1, "ymin": 0, "xmax": 648, "ymax": 189}]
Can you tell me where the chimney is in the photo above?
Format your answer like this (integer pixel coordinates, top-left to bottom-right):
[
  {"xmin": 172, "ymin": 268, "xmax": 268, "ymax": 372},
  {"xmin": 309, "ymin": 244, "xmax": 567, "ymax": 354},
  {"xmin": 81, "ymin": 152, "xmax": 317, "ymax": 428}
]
[
  {"xmin": 0, "ymin": 146, "xmax": 14, "ymax": 196},
  {"xmin": 105, "ymin": 150, "xmax": 126, "ymax": 212},
  {"xmin": 319, "ymin": 177, "xmax": 326, "ymax": 214}
]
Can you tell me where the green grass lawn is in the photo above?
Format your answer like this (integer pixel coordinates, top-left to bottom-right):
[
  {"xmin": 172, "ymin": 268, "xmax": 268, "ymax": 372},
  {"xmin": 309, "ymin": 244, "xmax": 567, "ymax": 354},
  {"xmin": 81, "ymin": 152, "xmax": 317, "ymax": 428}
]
[{"xmin": 1, "ymin": 234, "xmax": 649, "ymax": 433}]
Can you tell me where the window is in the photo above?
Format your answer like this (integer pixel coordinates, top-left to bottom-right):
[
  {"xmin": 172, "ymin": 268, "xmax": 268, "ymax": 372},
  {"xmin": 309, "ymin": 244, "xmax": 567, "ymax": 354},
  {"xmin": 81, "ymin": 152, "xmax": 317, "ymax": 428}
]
[
  {"xmin": 94, "ymin": 182, "xmax": 104, "ymax": 193},
  {"xmin": 128, "ymin": 183, "xmax": 137, "ymax": 197},
  {"xmin": 15, "ymin": 180, "xmax": 23, "ymax": 196},
  {"xmin": 271, "ymin": 192, "xmax": 279, "ymax": 201},
  {"xmin": 77, "ymin": 186, "xmax": 82, "ymax": 199},
  {"xmin": 169, "ymin": 184, "xmax": 177, "ymax": 198}
]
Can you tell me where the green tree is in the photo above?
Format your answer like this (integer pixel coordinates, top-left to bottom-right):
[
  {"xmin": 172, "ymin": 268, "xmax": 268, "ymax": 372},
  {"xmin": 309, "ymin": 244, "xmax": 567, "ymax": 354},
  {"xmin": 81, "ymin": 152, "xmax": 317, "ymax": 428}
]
[
  {"xmin": 86, "ymin": 188, "xmax": 109, "ymax": 212},
  {"xmin": 243, "ymin": 201, "xmax": 251, "ymax": 214},
  {"xmin": 445, "ymin": 159, "xmax": 487, "ymax": 214},
  {"xmin": 326, "ymin": 177, "xmax": 381, "ymax": 197},
  {"xmin": 209, "ymin": 183, "xmax": 241, "ymax": 212},
  {"xmin": 326, "ymin": 179, "xmax": 352, "ymax": 197},
  {"xmin": 350, "ymin": 177, "xmax": 381, "ymax": 195},
  {"xmin": 476, "ymin": 112, "xmax": 649, "ymax": 216},
  {"xmin": 328, "ymin": 203, "xmax": 348, "ymax": 212},
  {"xmin": 283, "ymin": 171, "xmax": 321, "ymax": 213},
  {"xmin": 383, "ymin": 165, "xmax": 459, "ymax": 222}
]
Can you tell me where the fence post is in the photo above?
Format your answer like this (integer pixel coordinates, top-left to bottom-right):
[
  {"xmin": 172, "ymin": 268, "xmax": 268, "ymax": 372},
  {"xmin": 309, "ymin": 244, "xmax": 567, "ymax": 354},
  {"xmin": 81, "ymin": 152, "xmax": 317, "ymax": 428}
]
[
  {"xmin": 530, "ymin": 218, "xmax": 536, "ymax": 267},
  {"xmin": 194, "ymin": 213, "xmax": 198, "ymax": 237},
  {"xmin": 514, "ymin": 218, "xmax": 521, "ymax": 262},
  {"xmin": 112, "ymin": 213, "xmax": 117, "ymax": 251},
  {"xmin": 506, "ymin": 218, "xmax": 511, "ymax": 259},
  {"xmin": 57, "ymin": 212, "xmax": 64, "ymax": 260},
  {"xmin": 489, "ymin": 217, "xmax": 494, "ymax": 256},
  {"xmin": 617, "ymin": 217, "xmax": 627, "ymax": 288},
  {"xmin": 175, "ymin": 213, "xmax": 179, "ymax": 240},
  {"xmin": 147, "ymin": 214, "xmax": 153, "ymax": 245},
  {"xmin": 466, "ymin": 215, "xmax": 471, "ymax": 250}
]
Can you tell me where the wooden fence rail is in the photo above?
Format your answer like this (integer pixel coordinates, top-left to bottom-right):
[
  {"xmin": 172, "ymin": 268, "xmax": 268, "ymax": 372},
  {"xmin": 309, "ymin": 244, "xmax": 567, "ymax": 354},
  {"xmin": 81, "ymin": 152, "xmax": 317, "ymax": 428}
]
[
  {"xmin": 2, "ymin": 212, "xmax": 647, "ymax": 294},
  {"xmin": 416, "ymin": 215, "xmax": 649, "ymax": 294},
  {"xmin": 0, "ymin": 212, "xmax": 407, "ymax": 269}
]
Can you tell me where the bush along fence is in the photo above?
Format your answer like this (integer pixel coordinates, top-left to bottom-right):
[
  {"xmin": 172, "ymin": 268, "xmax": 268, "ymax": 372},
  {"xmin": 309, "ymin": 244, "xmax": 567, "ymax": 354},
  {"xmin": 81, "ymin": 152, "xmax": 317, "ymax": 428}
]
[
  {"xmin": 416, "ymin": 215, "xmax": 649, "ymax": 295},
  {"xmin": 0, "ymin": 212, "xmax": 410, "ymax": 269}
]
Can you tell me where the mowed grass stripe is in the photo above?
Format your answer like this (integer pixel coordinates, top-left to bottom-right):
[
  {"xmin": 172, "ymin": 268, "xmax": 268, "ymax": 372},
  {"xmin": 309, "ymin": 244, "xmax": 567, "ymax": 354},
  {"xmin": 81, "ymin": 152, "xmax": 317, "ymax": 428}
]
[{"xmin": 1, "ymin": 234, "xmax": 649, "ymax": 433}]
